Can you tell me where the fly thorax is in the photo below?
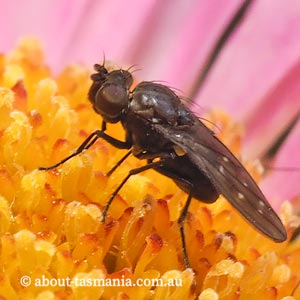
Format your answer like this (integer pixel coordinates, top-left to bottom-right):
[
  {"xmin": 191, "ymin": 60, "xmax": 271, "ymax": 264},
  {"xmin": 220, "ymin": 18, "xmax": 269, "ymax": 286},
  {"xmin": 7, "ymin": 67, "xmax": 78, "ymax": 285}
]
[{"xmin": 131, "ymin": 82, "xmax": 182, "ymax": 125}]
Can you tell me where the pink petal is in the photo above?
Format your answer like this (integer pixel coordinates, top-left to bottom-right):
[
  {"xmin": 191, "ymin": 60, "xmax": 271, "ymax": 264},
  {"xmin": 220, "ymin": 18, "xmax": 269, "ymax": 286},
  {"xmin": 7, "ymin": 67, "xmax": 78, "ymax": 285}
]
[
  {"xmin": 192, "ymin": 0, "xmax": 300, "ymax": 157},
  {"xmin": 58, "ymin": 1, "xmax": 164, "ymax": 69},
  {"xmin": 0, "ymin": 0, "xmax": 89, "ymax": 69},
  {"xmin": 243, "ymin": 62, "xmax": 300, "ymax": 158},
  {"xmin": 131, "ymin": 0, "xmax": 243, "ymax": 90},
  {"xmin": 261, "ymin": 121, "xmax": 300, "ymax": 210}
]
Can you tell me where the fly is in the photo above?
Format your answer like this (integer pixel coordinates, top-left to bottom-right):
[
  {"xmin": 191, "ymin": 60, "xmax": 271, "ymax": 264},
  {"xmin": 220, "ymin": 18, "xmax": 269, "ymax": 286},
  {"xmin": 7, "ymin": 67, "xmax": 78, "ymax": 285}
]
[{"xmin": 39, "ymin": 63, "xmax": 287, "ymax": 268}]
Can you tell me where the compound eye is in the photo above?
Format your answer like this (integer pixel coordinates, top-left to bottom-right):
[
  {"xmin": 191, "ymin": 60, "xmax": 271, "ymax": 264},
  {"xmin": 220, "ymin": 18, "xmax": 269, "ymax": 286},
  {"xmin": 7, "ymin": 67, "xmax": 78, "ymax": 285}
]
[{"xmin": 93, "ymin": 83, "xmax": 129, "ymax": 123}]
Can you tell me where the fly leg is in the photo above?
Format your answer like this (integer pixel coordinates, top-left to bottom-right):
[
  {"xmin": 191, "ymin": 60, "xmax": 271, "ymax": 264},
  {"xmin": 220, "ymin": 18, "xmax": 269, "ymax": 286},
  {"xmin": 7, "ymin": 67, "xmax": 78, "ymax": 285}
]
[
  {"xmin": 178, "ymin": 191, "xmax": 193, "ymax": 269},
  {"xmin": 39, "ymin": 122, "xmax": 131, "ymax": 170},
  {"xmin": 105, "ymin": 148, "xmax": 176, "ymax": 177},
  {"xmin": 102, "ymin": 160, "xmax": 163, "ymax": 222},
  {"xmin": 106, "ymin": 150, "xmax": 132, "ymax": 176}
]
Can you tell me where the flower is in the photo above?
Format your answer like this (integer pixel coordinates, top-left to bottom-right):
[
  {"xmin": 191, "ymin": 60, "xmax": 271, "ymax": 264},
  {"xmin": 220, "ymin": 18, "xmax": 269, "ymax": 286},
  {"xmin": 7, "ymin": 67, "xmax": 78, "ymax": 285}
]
[
  {"xmin": 1, "ymin": 1, "xmax": 300, "ymax": 299},
  {"xmin": 0, "ymin": 38, "xmax": 300, "ymax": 300}
]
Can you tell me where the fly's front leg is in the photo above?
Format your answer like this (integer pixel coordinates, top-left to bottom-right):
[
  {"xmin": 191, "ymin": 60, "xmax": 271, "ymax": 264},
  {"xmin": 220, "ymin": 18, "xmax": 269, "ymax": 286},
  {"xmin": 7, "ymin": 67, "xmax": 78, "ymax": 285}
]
[{"xmin": 39, "ymin": 126, "xmax": 131, "ymax": 170}]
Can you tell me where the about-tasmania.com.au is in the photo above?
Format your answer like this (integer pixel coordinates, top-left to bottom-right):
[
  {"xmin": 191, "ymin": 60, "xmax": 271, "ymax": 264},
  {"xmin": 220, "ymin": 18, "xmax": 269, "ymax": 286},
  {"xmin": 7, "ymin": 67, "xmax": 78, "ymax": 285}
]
[{"xmin": 20, "ymin": 274, "xmax": 183, "ymax": 288}]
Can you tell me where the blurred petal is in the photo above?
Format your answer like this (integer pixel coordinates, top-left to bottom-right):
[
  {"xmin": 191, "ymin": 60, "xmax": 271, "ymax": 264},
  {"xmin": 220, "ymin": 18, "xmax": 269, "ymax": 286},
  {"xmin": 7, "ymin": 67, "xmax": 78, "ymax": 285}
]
[
  {"xmin": 244, "ymin": 63, "xmax": 300, "ymax": 158},
  {"xmin": 193, "ymin": 0, "xmax": 300, "ymax": 157},
  {"xmin": 133, "ymin": 0, "xmax": 243, "ymax": 90},
  {"xmin": 0, "ymin": 0, "xmax": 90, "ymax": 69},
  {"xmin": 261, "ymin": 122, "xmax": 300, "ymax": 209},
  {"xmin": 59, "ymin": 0, "xmax": 163, "ymax": 69}
]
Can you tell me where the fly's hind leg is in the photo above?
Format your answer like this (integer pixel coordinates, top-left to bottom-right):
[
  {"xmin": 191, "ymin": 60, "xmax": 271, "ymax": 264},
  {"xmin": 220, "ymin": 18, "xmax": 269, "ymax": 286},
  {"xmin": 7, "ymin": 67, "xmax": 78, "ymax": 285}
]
[{"xmin": 178, "ymin": 192, "xmax": 193, "ymax": 269}]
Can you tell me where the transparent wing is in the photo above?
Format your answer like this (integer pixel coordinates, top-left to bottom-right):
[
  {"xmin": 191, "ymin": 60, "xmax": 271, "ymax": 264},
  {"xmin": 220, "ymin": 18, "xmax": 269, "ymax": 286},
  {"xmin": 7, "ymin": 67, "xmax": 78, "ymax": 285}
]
[{"xmin": 154, "ymin": 121, "xmax": 287, "ymax": 242}]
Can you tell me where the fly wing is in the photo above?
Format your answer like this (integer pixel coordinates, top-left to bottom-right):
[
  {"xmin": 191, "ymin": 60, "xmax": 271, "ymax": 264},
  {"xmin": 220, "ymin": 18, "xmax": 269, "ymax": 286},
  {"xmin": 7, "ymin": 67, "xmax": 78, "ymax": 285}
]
[{"xmin": 154, "ymin": 121, "xmax": 287, "ymax": 242}]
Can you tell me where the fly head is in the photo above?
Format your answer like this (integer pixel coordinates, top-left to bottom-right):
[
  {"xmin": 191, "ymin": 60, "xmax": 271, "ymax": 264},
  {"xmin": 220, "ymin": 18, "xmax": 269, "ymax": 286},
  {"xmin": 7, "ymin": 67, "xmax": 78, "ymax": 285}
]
[{"xmin": 88, "ymin": 64, "xmax": 133, "ymax": 123}]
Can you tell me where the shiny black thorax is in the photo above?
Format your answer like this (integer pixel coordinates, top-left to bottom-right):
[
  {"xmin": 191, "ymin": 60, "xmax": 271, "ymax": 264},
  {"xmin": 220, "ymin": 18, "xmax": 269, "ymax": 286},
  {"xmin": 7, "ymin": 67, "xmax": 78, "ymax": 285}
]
[{"xmin": 124, "ymin": 82, "xmax": 191, "ymax": 155}]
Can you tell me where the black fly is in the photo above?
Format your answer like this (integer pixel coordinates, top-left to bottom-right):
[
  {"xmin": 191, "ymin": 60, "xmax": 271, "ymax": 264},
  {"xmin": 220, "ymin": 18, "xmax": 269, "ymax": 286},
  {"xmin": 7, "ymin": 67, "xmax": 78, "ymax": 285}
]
[{"xmin": 39, "ymin": 63, "xmax": 287, "ymax": 268}]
